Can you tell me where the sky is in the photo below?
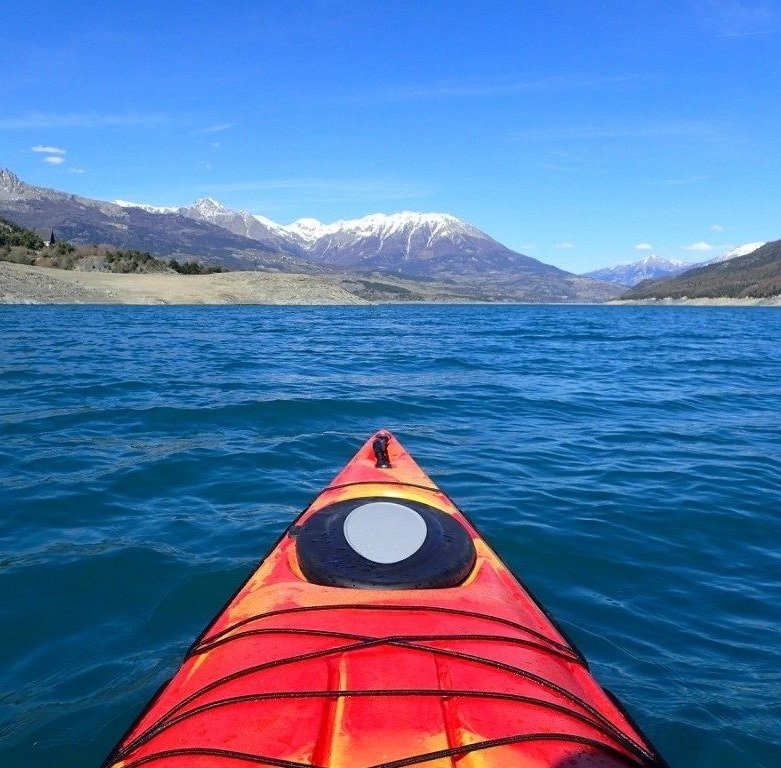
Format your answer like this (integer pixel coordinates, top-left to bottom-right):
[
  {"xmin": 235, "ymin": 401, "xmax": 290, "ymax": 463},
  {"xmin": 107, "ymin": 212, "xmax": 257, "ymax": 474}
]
[{"xmin": 2, "ymin": 0, "xmax": 780, "ymax": 272}]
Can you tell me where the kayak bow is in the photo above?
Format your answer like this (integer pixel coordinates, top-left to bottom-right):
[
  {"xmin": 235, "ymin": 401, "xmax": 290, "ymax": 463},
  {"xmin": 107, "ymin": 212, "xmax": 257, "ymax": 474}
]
[{"xmin": 104, "ymin": 430, "xmax": 667, "ymax": 768}]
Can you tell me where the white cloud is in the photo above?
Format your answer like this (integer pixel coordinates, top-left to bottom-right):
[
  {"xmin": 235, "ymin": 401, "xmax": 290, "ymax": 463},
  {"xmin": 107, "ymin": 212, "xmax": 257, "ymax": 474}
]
[
  {"xmin": 682, "ymin": 241, "xmax": 714, "ymax": 251},
  {"xmin": 554, "ymin": 241, "xmax": 574, "ymax": 249},
  {"xmin": 68, "ymin": 168, "xmax": 87, "ymax": 174},
  {"xmin": 32, "ymin": 145, "xmax": 66, "ymax": 155},
  {"xmin": 43, "ymin": 156, "xmax": 66, "ymax": 165},
  {"xmin": 635, "ymin": 243, "xmax": 653, "ymax": 250},
  {"xmin": 711, "ymin": 224, "xmax": 724, "ymax": 231}
]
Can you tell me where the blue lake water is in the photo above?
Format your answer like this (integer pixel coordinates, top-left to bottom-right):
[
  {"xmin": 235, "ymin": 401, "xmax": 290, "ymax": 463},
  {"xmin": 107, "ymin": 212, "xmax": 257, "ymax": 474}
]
[{"xmin": 1, "ymin": 304, "xmax": 780, "ymax": 767}]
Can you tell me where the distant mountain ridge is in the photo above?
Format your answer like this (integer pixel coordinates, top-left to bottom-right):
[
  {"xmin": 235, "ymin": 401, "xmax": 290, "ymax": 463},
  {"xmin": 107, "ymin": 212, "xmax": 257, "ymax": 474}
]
[
  {"xmin": 583, "ymin": 255, "xmax": 690, "ymax": 287},
  {"xmin": 619, "ymin": 240, "xmax": 781, "ymax": 300},
  {"xmin": 585, "ymin": 243, "xmax": 767, "ymax": 287},
  {"xmin": 123, "ymin": 192, "xmax": 571, "ymax": 279},
  {"xmin": 0, "ymin": 170, "xmax": 310, "ymax": 272},
  {"xmin": 0, "ymin": 169, "xmax": 619, "ymax": 302},
  {"xmin": 115, "ymin": 192, "xmax": 617, "ymax": 301}
]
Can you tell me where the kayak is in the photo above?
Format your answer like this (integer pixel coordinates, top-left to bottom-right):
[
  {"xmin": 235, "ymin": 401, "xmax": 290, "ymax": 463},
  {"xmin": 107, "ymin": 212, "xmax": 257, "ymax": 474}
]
[{"xmin": 104, "ymin": 430, "xmax": 667, "ymax": 768}]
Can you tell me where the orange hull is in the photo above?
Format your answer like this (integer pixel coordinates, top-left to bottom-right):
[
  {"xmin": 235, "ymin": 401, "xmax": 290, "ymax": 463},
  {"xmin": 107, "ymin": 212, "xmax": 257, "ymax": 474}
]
[{"xmin": 104, "ymin": 431, "xmax": 666, "ymax": 768}]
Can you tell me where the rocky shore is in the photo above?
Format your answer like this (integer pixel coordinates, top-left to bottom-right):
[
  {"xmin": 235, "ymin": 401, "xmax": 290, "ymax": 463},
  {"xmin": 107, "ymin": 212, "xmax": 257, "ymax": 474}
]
[{"xmin": 609, "ymin": 296, "xmax": 781, "ymax": 307}]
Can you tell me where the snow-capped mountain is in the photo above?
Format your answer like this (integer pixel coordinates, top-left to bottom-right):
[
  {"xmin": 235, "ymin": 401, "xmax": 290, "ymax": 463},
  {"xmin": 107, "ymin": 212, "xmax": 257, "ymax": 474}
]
[
  {"xmin": 0, "ymin": 169, "xmax": 620, "ymax": 301},
  {"xmin": 284, "ymin": 211, "xmax": 483, "ymax": 247},
  {"xmin": 583, "ymin": 255, "xmax": 690, "ymax": 287},
  {"xmin": 114, "ymin": 200, "xmax": 179, "ymax": 214},
  {"xmin": 620, "ymin": 240, "xmax": 780, "ymax": 300},
  {"xmin": 704, "ymin": 242, "xmax": 766, "ymax": 264},
  {"xmin": 586, "ymin": 242, "xmax": 769, "ymax": 287},
  {"xmin": 282, "ymin": 211, "xmax": 517, "ymax": 274},
  {"xmin": 136, "ymin": 197, "xmax": 615, "ymax": 297},
  {"xmin": 115, "ymin": 196, "xmax": 302, "ymax": 255},
  {"xmin": 178, "ymin": 197, "xmax": 302, "ymax": 255}
]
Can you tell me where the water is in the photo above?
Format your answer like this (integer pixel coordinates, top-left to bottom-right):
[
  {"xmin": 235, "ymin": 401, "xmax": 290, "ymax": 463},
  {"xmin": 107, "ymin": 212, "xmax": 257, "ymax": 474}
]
[{"xmin": 1, "ymin": 304, "xmax": 779, "ymax": 767}]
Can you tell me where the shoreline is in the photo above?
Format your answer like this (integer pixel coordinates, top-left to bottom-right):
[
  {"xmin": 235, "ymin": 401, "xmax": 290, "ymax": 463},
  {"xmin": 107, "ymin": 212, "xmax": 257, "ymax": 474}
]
[
  {"xmin": 608, "ymin": 296, "xmax": 781, "ymax": 307},
  {"xmin": 0, "ymin": 261, "xmax": 367, "ymax": 305},
  {"xmin": 2, "ymin": 262, "xmax": 780, "ymax": 306}
]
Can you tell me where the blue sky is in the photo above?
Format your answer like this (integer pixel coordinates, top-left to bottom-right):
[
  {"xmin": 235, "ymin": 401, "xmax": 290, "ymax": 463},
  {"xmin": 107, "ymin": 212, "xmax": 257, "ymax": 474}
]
[{"xmin": 2, "ymin": 0, "xmax": 780, "ymax": 272}]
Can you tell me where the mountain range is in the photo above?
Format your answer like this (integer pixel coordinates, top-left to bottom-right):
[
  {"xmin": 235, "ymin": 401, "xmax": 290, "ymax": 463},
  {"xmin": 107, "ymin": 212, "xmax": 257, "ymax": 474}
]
[
  {"xmin": 0, "ymin": 169, "xmax": 617, "ymax": 302},
  {"xmin": 584, "ymin": 243, "xmax": 767, "ymax": 287},
  {"xmin": 0, "ymin": 170, "xmax": 308, "ymax": 273},
  {"xmin": 618, "ymin": 240, "xmax": 781, "ymax": 300}
]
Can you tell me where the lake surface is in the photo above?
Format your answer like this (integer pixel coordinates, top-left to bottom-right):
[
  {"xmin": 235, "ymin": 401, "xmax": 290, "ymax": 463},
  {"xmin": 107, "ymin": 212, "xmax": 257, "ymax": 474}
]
[{"xmin": 1, "ymin": 304, "xmax": 779, "ymax": 767}]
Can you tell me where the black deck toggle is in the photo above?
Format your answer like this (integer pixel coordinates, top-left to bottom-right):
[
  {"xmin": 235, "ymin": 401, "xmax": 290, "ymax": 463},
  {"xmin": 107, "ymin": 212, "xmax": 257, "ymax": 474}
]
[{"xmin": 373, "ymin": 433, "xmax": 392, "ymax": 468}]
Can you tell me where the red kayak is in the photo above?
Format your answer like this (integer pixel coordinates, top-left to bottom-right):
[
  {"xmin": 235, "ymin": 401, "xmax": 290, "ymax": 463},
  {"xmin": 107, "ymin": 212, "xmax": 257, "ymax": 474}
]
[{"xmin": 104, "ymin": 430, "xmax": 667, "ymax": 768}]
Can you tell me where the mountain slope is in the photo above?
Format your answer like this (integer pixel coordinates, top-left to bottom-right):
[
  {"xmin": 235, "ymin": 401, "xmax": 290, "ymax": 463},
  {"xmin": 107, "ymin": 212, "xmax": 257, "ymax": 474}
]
[
  {"xmin": 620, "ymin": 240, "xmax": 781, "ymax": 299},
  {"xmin": 174, "ymin": 198, "xmax": 304, "ymax": 256}
]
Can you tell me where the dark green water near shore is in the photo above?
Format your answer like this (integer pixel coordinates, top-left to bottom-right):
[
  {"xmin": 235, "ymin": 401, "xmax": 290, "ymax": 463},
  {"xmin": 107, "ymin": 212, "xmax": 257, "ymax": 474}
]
[{"xmin": 1, "ymin": 305, "xmax": 779, "ymax": 767}]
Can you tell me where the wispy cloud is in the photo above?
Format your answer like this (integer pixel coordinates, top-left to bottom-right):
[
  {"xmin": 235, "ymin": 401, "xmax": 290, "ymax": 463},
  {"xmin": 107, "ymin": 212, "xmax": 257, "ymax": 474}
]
[
  {"xmin": 0, "ymin": 112, "xmax": 171, "ymax": 130},
  {"xmin": 43, "ymin": 156, "xmax": 66, "ymax": 165},
  {"xmin": 513, "ymin": 121, "xmax": 716, "ymax": 142},
  {"xmin": 692, "ymin": 0, "xmax": 776, "ymax": 37},
  {"xmin": 711, "ymin": 224, "xmax": 724, "ymax": 231},
  {"xmin": 635, "ymin": 243, "xmax": 654, "ymax": 251},
  {"xmin": 32, "ymin": 145, "xmax": 66, "ymax": 155},
  {"xmin": 201, "ymin": 122, "xmax": 235, "ymax": 134},
  {"xmin": 554, "ymin": 241, "xmax": 574, "ymax": 249},
  {"xmin": 682, "ymin": 241, "xmax": 714, "ymax": 251},
  {"xmin": 68, "ymin": 168, "xmax": 87, "ymax": 174},
  {"xmin": 658, "ymin": 175, "xmax": 712, "ymax": 186},
  {"xmin": 378, "ymin": 73, "xmax": 638, "ymax": 102},
  {"xmin": 204, "ymin": 177, "xmax": 432, "ymax": 203}
]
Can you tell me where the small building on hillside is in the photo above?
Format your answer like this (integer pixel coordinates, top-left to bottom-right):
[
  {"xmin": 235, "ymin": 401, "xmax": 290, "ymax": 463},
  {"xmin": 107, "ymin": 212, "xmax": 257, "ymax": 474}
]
[{"xmin": 35, "ymin": 229, "xmax": 56, "ymax": 247}]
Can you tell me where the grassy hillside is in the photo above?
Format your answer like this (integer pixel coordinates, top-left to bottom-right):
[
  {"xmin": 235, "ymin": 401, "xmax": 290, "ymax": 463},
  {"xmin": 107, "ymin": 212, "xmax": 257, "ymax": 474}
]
[{"xmin": 621, "ymin": 240, "xmax": 781, "ymax": 300}]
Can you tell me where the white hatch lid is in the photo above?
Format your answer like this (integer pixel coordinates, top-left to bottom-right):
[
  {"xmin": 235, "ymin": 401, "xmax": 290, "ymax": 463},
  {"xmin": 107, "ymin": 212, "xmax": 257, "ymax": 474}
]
[{"xmin": 343, "ymin": 501, "xmax": 428, "ymax": 563}]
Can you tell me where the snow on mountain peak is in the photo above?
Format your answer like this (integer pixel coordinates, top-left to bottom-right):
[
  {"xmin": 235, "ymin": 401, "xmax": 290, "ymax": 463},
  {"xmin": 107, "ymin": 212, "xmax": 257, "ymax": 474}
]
[
  {"xmin": 283, "ymin": 211, "xmax": 485, "ymax": 246},
  {"xmin": 191, "ymin": 197, "xmax": 228, "ymax": 215},
  {"xmin": 712, "ymin": 242, "xmax": 766, "ymax": 262},
  {"xmin": 636, "ymin": 254, "xmax": 686, "ymax": 267},
  {"xmin": 114, "ymin": 199, "xmax": 178, "ymax": 214},
  {"xmin": 283, "ymin": 218, "xmax": 326, "ymax": 244}
]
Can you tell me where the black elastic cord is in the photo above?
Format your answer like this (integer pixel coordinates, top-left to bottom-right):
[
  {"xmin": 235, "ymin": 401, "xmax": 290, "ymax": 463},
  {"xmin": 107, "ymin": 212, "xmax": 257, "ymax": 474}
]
[
  {"xmin": 107, "ymin": 688, "xmax": 650, "ymax": 766},
  {"xmin": 113, "ymin": 733, "xmax": 658, "ymax": 768},
  {"xmin": 114, "ymin": 629, "xmax": 652, "ymax": 765},
  {"xmin": 192, "ymin": 602, "xmax": 579, "ymax": 661}
]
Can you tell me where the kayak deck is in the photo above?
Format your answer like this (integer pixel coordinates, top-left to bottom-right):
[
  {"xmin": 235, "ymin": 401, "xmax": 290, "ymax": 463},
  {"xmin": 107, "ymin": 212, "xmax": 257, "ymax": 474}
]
[{"xmin": 104, "ymin": 431, "xmax": 666, "ymax": 768}]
